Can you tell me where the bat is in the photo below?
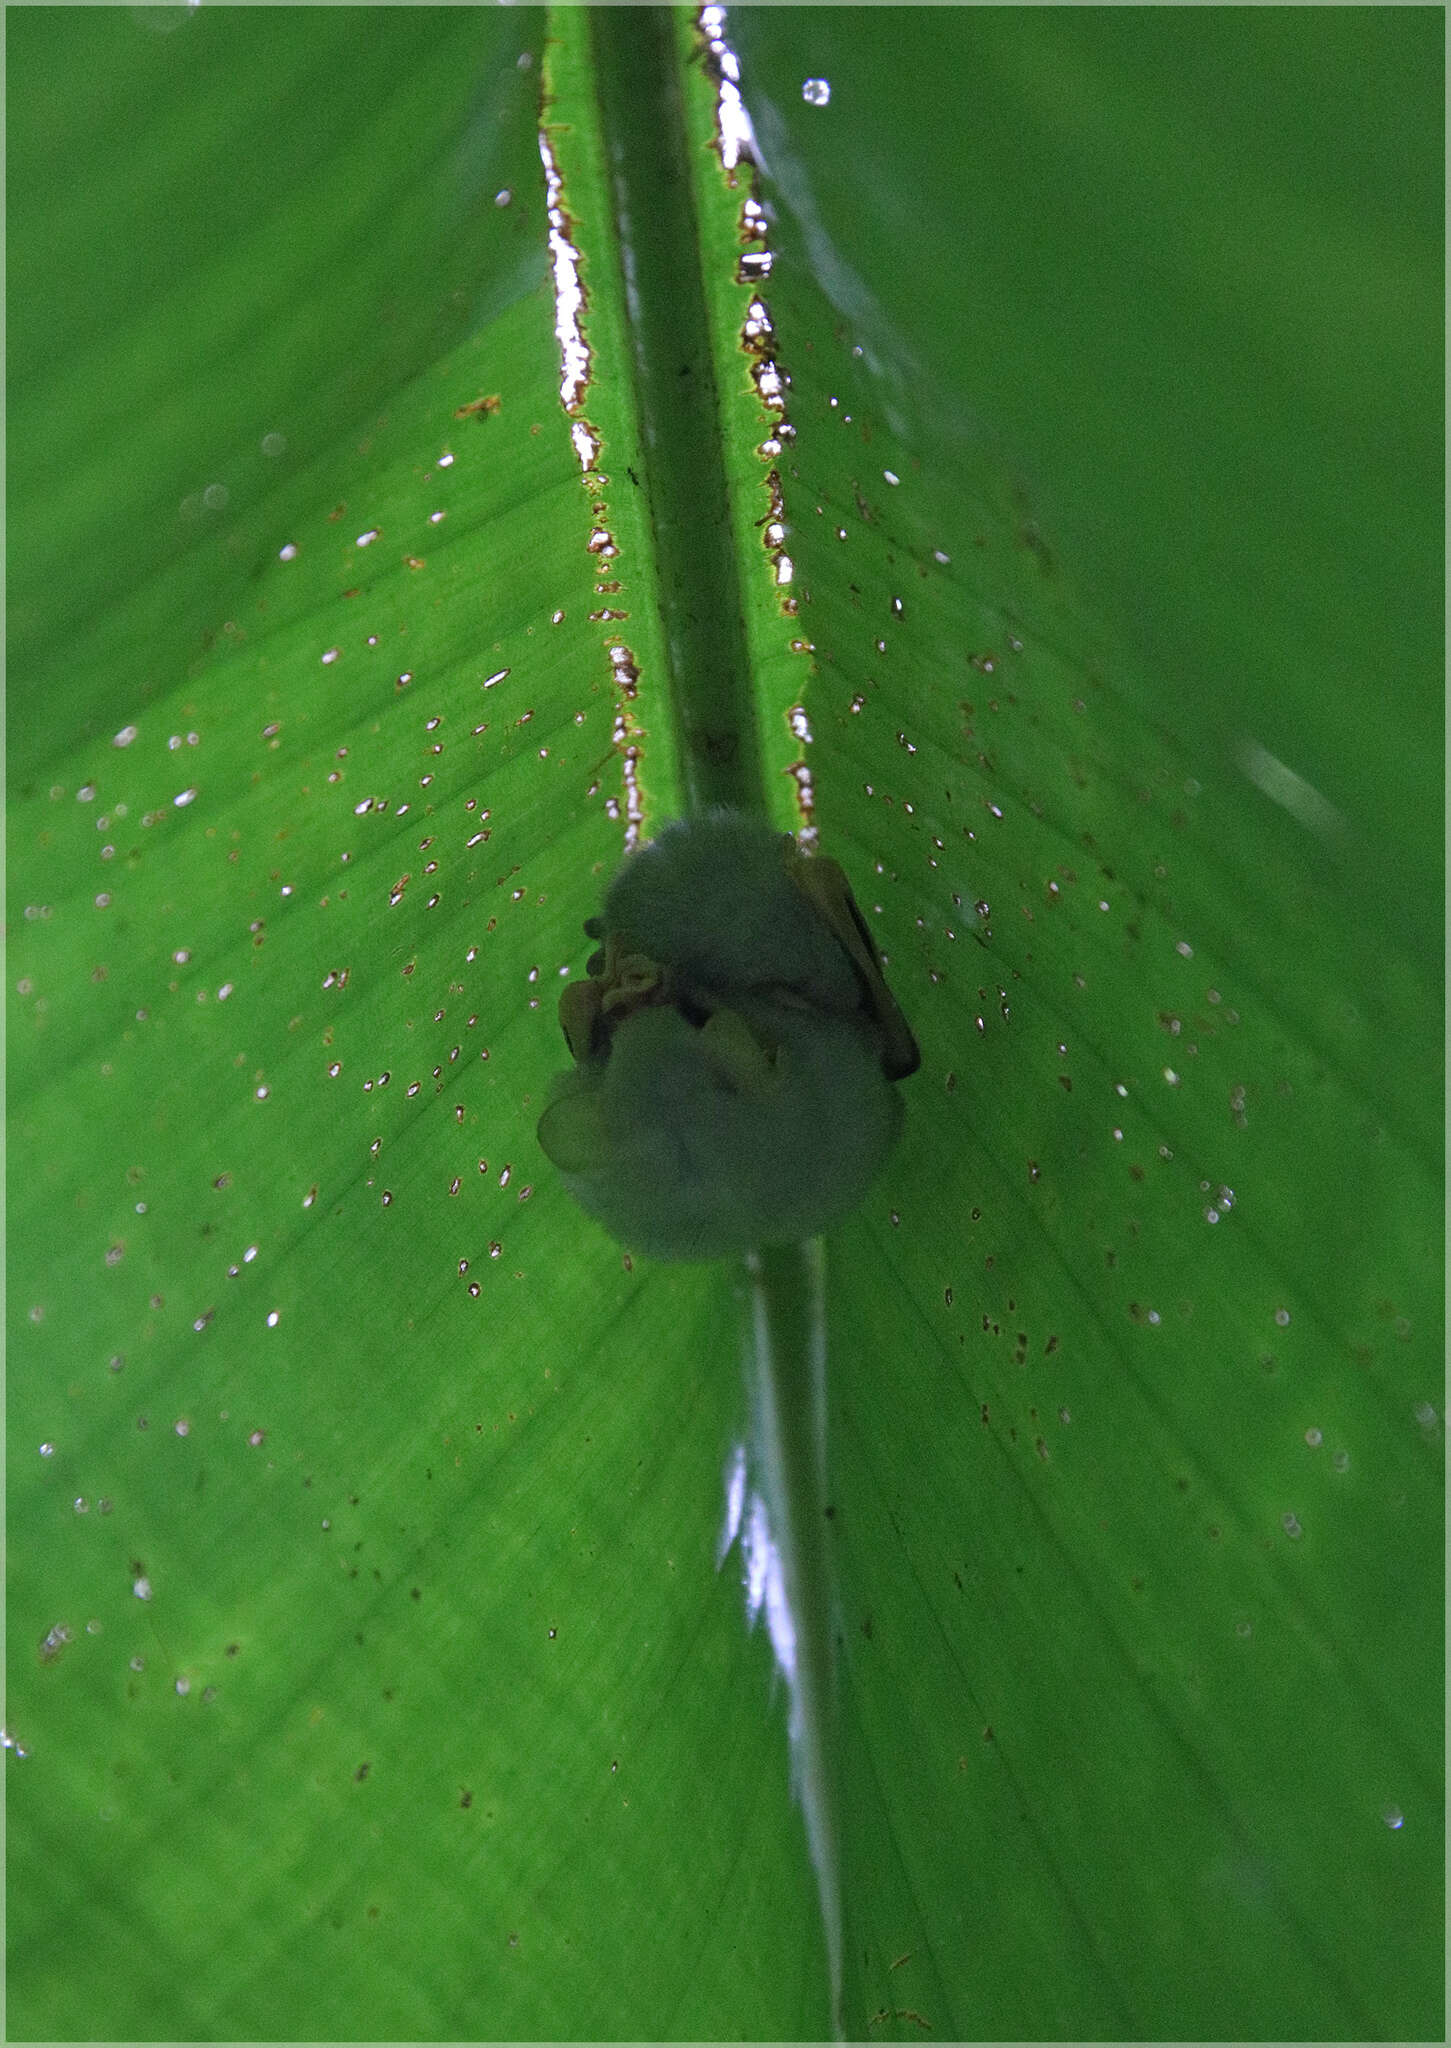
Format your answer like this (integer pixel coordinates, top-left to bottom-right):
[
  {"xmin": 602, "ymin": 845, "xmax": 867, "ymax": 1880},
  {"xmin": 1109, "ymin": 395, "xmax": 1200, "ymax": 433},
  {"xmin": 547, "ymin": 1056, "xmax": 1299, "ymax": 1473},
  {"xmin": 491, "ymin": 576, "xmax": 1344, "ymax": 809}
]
[{"xmin": 536, "ymin": 810, "xmax": 919, "ymax": 1261}]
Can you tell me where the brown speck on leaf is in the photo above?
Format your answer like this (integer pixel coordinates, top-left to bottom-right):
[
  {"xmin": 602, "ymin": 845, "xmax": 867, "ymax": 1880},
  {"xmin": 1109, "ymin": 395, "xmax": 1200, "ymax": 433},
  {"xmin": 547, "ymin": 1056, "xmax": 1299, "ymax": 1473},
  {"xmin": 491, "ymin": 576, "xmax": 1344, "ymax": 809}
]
[{"xmin": 455, "ymin": 393, "xmax": 502, "ymax": 419}]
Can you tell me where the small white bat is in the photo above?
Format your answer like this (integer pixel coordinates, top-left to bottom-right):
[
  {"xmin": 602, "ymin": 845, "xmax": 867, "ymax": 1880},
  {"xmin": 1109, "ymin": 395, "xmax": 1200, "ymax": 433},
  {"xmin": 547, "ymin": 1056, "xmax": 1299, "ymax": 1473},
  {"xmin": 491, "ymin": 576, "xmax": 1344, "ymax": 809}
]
[{"xmin": 537, "ymin": 810, "xmax": 919, "ymax": 1260}]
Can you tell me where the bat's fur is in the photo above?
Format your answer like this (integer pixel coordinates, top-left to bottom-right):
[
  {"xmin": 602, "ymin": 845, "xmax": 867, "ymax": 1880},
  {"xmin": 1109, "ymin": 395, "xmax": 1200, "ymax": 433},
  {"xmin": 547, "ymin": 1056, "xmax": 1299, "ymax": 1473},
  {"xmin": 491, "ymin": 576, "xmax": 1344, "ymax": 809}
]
[{"xmin": 538, "ymin": 811, "xmax": 916, "ymax": 1260}]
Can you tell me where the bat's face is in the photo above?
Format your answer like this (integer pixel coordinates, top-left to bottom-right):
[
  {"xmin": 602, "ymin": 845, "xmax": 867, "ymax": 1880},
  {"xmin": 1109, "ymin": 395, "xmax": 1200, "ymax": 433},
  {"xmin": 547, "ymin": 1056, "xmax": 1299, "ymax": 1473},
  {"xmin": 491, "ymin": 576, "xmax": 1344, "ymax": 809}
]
[{"xmin": 536, "ymin": 809, "xmax": 919, "ymax": 1261}]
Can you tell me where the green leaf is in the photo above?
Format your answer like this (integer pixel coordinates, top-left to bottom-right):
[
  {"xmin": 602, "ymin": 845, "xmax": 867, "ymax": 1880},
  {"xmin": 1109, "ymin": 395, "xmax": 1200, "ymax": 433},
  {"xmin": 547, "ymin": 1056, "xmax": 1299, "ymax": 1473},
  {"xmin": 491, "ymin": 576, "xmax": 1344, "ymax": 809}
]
[{"xmin": 8, "ymin": 8, "xmax": 1440, "ymax": 2043}]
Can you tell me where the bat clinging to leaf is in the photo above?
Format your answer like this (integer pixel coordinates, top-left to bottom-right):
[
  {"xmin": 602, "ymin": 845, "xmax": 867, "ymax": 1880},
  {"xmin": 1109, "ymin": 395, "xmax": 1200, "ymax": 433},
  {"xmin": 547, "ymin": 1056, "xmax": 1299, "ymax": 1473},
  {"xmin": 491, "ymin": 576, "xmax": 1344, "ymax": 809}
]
[{"xmin": 536, "ymin": 810, "xmax": 919, "ymax": 1260}]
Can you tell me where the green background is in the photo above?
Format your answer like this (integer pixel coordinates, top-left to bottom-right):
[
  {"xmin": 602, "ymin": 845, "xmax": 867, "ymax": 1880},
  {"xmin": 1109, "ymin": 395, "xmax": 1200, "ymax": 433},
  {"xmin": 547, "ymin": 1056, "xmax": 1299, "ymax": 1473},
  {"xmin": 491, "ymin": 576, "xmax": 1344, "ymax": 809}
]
[
  {"xmin": 735, "ymin": 6, "xmax": 1443, "ymax": 962},
  {"xmin": 7, "ymin": 7, "xmax": 1441, "ymax": 2041}
]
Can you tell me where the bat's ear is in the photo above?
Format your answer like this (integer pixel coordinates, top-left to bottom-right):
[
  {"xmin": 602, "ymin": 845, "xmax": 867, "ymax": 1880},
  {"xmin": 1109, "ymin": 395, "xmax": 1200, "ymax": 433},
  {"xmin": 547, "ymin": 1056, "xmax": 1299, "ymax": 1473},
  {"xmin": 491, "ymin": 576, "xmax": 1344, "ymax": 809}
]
[
  {"xmin": 559, "ymin": 977, "xmax": 605, "ymax": 1063},
  {"xmin": 786, "ymin": 852, "xmax": 921, "ymax": 1080}
]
